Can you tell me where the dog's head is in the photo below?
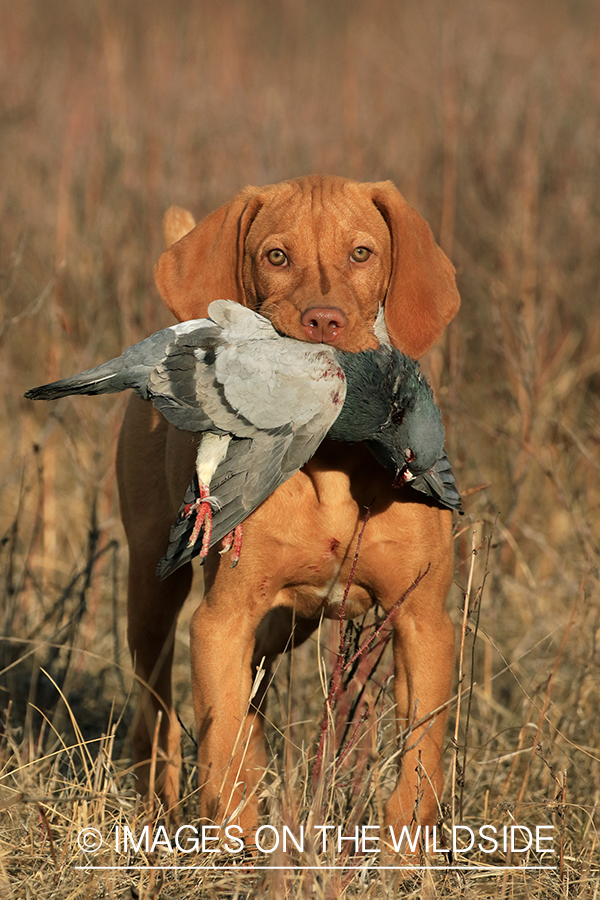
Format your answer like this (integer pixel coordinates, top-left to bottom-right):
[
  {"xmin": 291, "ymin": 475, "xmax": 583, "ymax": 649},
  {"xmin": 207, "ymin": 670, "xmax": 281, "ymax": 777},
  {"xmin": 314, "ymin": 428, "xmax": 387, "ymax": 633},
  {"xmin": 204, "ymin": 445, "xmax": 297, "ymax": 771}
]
[{"xmin": 155, "ymin": 175, "xmax": 460, "ymax": 357}]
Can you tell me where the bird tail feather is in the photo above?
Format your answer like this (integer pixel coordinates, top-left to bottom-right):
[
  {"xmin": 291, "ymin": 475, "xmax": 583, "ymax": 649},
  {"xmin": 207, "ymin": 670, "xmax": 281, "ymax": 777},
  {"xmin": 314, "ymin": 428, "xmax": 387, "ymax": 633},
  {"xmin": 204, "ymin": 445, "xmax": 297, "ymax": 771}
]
[{"xmin": 24, "ymin": 358, "xmax": 146, "ymax": 401}]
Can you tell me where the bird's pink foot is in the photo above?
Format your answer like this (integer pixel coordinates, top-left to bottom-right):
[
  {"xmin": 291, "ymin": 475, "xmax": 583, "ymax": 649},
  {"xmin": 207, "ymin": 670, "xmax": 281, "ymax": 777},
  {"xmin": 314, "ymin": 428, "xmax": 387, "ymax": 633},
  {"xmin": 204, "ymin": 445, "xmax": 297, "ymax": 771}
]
[
  {"xmin": 182, "ymin": 484, "xmax": 214, "ymax": 557},
  {"xmin": 220, "ymin": 524, "xmax": 243, "ymax": 567}
]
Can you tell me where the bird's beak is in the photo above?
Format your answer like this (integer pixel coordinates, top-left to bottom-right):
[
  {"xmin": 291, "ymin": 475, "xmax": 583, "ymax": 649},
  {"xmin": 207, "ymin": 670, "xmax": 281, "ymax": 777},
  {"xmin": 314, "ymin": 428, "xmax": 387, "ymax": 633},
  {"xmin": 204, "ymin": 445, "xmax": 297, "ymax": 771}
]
[{"xmin": 393, "ymin": 465, "xmax": 416, "ymax": 488}]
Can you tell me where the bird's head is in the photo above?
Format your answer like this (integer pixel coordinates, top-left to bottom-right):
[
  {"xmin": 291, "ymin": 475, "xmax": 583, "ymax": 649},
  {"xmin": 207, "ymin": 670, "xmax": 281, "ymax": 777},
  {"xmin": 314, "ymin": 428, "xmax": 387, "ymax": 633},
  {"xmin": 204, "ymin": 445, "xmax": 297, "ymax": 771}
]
[
  {"xmin": 392, "ymin": 401, "xmax": 445, "ymax": 484},
  {"xmin": 364, "ymin": 360, "xmax": 445, "ymax": 486}
]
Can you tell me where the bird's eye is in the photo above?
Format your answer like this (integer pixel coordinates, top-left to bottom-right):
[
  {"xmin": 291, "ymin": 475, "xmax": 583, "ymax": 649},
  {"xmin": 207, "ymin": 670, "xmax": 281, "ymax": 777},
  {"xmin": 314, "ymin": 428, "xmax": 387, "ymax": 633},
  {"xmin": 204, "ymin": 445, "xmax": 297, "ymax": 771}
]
[
  {"xmin": 404, "ymin": 448, "xmax": 415, "ymax": 463},
  {"xmin": 351, "ymin": 246, "xmax": 371, "ymax": 262},
  {"xmin": 267, "ymin": 248, "xmax": 288, "ymax": 267}
]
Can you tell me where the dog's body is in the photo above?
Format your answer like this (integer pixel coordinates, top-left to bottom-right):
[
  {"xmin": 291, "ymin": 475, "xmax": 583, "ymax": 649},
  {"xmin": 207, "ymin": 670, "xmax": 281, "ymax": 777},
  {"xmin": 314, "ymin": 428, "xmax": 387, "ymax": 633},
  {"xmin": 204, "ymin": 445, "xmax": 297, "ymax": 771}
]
[{"xmin": 117, "ymin": 176, "xmax": 460, "ymax": 839}]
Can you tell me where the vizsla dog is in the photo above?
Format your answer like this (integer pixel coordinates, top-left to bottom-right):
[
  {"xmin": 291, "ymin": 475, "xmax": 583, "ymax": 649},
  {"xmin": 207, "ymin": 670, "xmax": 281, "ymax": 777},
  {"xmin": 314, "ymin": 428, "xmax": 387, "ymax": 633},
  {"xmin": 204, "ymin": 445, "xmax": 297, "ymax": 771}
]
[{"xmin": 117, "ymin": 175, "xmax": 460, "ymax": 845}]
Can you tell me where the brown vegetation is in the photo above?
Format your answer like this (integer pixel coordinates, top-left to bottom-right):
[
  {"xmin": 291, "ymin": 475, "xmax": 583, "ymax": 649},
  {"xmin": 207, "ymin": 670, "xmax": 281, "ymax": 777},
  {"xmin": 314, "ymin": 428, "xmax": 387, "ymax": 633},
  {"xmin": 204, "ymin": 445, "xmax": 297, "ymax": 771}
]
[{"xmin": 1, "ymin": 0, "xmax": 599, "ymax": 897}]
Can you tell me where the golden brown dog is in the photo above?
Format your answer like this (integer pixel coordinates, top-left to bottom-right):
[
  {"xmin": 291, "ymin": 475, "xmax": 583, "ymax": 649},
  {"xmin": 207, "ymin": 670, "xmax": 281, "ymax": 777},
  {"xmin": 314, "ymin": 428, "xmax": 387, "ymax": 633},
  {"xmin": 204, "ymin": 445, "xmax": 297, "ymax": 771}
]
[{"xmin": 117, "ymin": 175, "xmax": 460, "ymax": 843}]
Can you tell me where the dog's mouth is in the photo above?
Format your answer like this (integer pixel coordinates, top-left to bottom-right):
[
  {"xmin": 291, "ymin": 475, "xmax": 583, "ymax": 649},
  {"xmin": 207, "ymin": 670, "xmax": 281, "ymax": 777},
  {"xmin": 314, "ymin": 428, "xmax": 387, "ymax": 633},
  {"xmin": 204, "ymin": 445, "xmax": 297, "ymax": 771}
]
[{"xmin": 256, "ymin": 298, "xmax": 380, "ymax": 352}]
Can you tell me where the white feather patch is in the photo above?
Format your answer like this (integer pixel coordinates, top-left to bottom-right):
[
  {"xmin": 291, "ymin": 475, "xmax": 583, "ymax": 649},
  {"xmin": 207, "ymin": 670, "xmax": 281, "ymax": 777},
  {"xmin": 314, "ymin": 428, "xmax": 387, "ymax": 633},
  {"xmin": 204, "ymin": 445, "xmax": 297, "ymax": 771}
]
[{"xmin": 195, "ymin": 433, "xmax": 231, "ymax": 486}]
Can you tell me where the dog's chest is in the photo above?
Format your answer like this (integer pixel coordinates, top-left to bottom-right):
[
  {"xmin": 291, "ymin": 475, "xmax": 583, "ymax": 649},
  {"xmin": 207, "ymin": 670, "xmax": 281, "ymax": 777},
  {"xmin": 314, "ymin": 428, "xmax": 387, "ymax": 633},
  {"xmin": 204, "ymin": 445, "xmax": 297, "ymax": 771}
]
[
  {"xmin": 266, "ymin": 500, "xmax": 383, "ymax": 620},
  {"xmin": 278, "ymin": 578, "xmax": 375, "ymax": 620}
]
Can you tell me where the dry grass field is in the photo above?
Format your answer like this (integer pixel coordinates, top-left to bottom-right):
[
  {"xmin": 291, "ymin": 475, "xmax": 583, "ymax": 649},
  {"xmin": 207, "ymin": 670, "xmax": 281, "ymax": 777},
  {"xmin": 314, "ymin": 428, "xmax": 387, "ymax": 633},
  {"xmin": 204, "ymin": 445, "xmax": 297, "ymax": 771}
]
[{"xmin": 1, "ymin": 0, "xmax": 599, "ymax": 897}]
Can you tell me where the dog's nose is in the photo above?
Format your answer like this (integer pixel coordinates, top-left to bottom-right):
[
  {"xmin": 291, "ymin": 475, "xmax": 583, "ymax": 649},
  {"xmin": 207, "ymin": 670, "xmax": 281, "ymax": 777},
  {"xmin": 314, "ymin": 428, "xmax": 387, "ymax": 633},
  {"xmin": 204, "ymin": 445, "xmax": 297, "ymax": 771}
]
[{"xmin": 300, "ymin": 307, "xmax": 347, "ymax": 343}]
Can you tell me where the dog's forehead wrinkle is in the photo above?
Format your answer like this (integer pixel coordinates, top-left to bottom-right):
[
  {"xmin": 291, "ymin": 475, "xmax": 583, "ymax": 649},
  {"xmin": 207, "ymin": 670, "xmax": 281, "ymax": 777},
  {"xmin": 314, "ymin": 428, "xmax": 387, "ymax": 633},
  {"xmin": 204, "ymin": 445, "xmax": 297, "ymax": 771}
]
[{"xmin": 249, "ymin": 184, "xmax": 391, "ymax": 269}]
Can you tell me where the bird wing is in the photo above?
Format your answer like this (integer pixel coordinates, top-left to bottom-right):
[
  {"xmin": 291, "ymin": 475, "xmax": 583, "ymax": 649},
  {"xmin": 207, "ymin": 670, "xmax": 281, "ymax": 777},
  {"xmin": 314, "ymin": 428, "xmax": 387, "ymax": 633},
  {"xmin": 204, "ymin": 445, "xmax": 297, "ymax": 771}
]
[
  {"xmin": 148, "ymin": 302, "xmax": 346, "ymax": 435},
  {"xmin": 26, "ymin": 296, "xmax": 345, "ymax": 439},
  {"xmin": 148, "ymin": 340, "xmax": 229, "ymax": 434},
  {"xmin": 208, "ymin": 405, "xmax": 338, "ymax": 539},
  {"xmin": 156, "ymin": 408, "xmax": 335, "ymax": 579},
  {"xmin": 213, "ymin": 336, "xmax": 346, "ymax": 430},
  {"xmin": 154, "ymin": 305, "xmax": 347, "ymax": 578},
  {"xmin": 207, "ymin": 298, "xmax": 281, "ymax": 343},
  {"xmin": 407, "ymin": 449, "xmax": 462, "ymax": 512}
]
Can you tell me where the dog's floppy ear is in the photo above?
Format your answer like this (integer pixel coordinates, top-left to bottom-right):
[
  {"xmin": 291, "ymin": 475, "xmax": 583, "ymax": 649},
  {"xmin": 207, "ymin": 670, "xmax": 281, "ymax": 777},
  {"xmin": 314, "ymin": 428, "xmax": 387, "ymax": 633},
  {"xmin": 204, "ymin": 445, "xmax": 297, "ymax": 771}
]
[
  {"xmin": 155, "ymin": 188, "xmax": 263, "ymax": 322},
  {"xmin": 162, "ymin": 206, "xmax": 197, "ymax": 250},
  {"xmin": 371, "ymin": 182, "xmax": 460, "ymax": 358}
]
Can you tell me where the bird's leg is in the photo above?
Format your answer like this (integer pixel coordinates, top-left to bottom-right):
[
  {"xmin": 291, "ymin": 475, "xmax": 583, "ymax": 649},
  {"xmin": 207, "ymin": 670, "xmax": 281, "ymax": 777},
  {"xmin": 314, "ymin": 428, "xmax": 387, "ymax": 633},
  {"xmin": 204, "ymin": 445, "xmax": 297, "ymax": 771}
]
[
  {"xmin": 182, "ymin": 434, "xmax": 231, "ymax": 556},
  {"xmin": 184, "ymin": 484, "xmax": 218, "ymax": 554},
  {"xmin": 219, "ymin": 524, "xmax": 243, "ymax": 566}
]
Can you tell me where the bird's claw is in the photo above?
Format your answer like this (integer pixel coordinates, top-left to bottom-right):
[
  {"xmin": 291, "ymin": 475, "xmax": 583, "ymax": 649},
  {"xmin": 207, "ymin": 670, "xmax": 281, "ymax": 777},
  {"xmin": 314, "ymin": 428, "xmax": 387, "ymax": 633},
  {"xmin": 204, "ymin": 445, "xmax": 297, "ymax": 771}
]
[{"xmin": 219, "ymin": 524, "xmax": 243, "ymax": 567}]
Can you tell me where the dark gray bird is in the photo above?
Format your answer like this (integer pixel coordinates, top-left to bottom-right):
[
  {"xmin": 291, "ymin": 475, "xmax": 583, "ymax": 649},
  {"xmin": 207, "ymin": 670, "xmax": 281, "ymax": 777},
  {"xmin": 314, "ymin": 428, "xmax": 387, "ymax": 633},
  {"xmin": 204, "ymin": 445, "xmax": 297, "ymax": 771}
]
[
  {"xmin": 25, "ymin": 300, "xmax": 461, "ymax": 579},
  {"xmin": 326, "ymin": 345, "xmax": 462, "ymax": 509}
]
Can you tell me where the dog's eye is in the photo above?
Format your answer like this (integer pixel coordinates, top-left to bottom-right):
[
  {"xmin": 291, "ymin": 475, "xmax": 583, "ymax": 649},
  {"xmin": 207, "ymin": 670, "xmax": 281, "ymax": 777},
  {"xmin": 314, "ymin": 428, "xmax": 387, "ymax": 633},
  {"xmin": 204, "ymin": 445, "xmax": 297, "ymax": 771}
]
[
  {"xmin": 267, "ymin": 249, "xmax": 288, "ymax": 267},
  {"xmin": 351, "ymin": 246, "xmax": 371, "ymax": 262}
]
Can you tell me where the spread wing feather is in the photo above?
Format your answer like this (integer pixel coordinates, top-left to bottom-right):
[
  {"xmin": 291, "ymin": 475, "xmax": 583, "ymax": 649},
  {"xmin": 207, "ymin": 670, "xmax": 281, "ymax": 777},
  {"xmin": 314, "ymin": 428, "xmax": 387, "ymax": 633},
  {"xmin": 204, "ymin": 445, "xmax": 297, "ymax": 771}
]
[{"xmin": 156, "ymin": 408, "xmax": 338, "ymax": 579}]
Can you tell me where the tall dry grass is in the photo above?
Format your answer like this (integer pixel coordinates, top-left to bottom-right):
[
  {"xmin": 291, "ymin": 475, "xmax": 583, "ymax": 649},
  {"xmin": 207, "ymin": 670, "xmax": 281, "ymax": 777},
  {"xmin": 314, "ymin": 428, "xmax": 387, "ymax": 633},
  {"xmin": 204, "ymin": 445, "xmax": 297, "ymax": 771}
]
[{"xmin": 1, "ymin": 0, "xmax": 599, "ymax": 897}]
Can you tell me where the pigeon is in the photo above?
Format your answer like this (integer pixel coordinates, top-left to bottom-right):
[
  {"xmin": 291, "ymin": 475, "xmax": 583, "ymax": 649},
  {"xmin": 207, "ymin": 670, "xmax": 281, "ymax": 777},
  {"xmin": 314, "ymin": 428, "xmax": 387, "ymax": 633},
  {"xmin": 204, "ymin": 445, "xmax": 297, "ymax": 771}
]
[
  {"xmin": 324, "ymin": 344, "xmax": 461, "ymax": 509},
  {"xmin": 25, "ymin": 300, "xmax": 461, "ymax": 579}
]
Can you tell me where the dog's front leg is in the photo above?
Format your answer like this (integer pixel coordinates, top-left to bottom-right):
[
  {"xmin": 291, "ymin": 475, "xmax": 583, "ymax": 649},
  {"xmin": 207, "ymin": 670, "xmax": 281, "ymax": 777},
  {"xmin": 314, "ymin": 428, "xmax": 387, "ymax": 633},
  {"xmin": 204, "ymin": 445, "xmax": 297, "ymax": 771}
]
[
  {"xmin": 384, "ymin": 572, "xmax": 455, "ymax": 856},
  {"xmin": 189, "ymin": 582, "xmax": 270, "ymax": 837},
  {"xmin": 388, "ymin": 607, "xmax": 455, "ymax": 823}
]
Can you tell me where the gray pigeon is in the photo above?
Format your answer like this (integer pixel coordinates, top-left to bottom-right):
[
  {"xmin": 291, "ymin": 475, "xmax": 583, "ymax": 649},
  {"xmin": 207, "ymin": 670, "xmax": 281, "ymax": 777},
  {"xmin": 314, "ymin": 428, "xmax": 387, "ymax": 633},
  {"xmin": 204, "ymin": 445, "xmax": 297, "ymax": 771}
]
[{"xmin": 25, "ymin": 300, "xmax": 461, "ymax": 579}]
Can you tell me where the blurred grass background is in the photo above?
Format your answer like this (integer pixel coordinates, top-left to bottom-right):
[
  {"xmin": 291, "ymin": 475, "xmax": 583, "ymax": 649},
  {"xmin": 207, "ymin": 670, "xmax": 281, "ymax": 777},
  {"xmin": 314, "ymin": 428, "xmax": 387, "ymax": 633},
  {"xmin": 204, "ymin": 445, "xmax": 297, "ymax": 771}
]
[{"xmin": 1, "ymin": 0, "xmax": 599, "ymax": 897}]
